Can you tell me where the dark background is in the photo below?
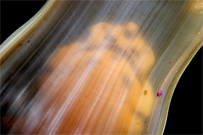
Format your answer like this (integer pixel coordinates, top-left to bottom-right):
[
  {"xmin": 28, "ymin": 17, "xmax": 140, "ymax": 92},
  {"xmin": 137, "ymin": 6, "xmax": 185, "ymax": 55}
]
[{"xmin": 1, "ymin": 1, "xmax": 202, "ymax": 134}]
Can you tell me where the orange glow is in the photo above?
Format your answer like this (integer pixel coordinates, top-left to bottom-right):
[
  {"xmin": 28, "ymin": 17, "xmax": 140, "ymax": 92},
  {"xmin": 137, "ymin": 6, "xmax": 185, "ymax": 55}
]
[{"xmin": 14, "ymin": 22, "xmax": 156, "ymax": 134}]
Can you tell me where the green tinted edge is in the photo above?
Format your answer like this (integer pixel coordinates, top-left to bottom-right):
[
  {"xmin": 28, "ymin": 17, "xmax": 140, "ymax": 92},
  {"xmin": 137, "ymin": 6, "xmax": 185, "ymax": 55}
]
[{"xmin": 156, "ymin": 44, "xmax": 202, "ymax": 135}]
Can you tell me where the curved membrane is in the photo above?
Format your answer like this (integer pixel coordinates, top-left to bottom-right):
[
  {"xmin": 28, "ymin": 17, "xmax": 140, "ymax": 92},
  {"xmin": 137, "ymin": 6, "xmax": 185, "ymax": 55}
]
[{"xmin": 1, "ymin": 1, "xmax": 202, "ymax": 134}]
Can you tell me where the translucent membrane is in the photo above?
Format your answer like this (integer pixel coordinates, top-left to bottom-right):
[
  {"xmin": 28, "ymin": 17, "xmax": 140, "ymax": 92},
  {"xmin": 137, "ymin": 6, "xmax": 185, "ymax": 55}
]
[{"xmin": 0, "ymin": 1, "xmax": 202, "ymax": 134}]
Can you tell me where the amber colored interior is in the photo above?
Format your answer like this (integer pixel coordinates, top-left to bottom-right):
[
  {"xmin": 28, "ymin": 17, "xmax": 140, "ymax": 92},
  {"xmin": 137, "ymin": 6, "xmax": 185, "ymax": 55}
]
[{"xmin": 13, "ymin": 22, "xmax": 155, "ymax": 134}]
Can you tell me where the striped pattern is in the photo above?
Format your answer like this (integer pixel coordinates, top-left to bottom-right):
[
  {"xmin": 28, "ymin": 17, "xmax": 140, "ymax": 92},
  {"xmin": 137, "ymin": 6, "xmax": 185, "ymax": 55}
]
[{"xmin": 1, "ymin": 1, "xmax": 202, "ymax": 134}]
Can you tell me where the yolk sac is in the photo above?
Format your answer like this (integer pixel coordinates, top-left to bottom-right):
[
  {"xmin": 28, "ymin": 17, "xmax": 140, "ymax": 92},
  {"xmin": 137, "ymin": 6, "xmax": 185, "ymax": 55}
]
[{"xmin": 157, "ymin": 89, "xmax": 163, "ymax": 97}]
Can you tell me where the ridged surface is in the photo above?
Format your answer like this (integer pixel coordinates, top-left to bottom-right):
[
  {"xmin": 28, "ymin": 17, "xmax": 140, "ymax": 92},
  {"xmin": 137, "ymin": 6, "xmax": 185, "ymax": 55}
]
[{"xmin": 0, "ymin": 1, "xmax": 202, "ymax": 134}]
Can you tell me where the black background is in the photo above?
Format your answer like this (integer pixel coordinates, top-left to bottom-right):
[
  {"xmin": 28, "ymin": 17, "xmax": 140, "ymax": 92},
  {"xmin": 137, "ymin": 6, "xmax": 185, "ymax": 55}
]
[{"xmin": 1, "ymin": 1, "xmax": 202, "ymax": 134}]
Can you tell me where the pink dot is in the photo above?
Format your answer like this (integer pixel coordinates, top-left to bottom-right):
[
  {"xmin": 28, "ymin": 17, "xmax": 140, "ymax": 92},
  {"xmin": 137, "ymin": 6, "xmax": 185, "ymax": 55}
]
[{"xmin": 157, "ymin": 89, "xmax": 163, "ymax": 97}]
